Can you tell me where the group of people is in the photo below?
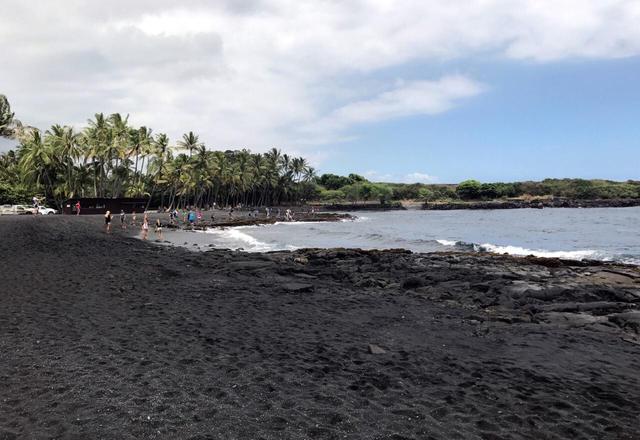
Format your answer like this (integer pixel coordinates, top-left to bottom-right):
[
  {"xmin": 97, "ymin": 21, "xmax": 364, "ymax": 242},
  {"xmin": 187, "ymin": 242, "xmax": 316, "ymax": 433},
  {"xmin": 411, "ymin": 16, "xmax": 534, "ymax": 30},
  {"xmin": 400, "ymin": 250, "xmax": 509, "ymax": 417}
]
[
  {"xmin": 99, "ymin": 204, "xmax": 312, "ymax": 238},
  {"xmin": 169, "ymin": 208, "xmax": 206, "ymax": 226},
  {"xmin": 103, "ymin": 209, "xmax": 162, "ymax": 240}
]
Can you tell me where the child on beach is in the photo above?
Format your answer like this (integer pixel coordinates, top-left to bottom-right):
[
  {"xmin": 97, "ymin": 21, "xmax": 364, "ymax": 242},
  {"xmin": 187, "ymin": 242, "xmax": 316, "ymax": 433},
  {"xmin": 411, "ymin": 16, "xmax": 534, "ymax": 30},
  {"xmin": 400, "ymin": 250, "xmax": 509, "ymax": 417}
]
[
  {"xmin": 131, "ymin": 210, "xmax": 137, "ymax": 226},
  {"xmin": 120, "ymin": 210, "xmax": 126, "ymax": 229},
  {"xmin": 75, "ymin": 201, "xmax": 81, "ymax": 216},
  {"xmin": 142, "ymin": 214, "xmax": 149, "ymax": 240},
  {"xmin": 104, "ymin": 210, "xmax": 112, "ymax": 233}
]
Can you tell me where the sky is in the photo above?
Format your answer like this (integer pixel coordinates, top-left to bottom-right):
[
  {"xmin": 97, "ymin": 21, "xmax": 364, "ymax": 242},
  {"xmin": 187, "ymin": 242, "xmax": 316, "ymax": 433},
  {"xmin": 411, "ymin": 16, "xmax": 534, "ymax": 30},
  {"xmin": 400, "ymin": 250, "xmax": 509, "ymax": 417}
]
[{"xmin": 0, "ymin": 0, "xmax": 639, "ymax": 183}]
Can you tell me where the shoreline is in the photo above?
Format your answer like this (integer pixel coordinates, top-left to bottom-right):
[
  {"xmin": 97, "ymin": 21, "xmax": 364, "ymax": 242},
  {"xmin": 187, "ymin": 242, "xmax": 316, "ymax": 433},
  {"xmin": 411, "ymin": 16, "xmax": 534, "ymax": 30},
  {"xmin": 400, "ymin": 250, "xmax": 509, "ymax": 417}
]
[
  {"xmin": 173, "ymin": 211, "xmax": 354, "ymax": 230},
  {"xmin": 142, "ymin": 210, "xmax": 640, "ymax": 265},
  {"xmin": 1, "ymin": 215, "xmax": 639, "ymax": 438}
]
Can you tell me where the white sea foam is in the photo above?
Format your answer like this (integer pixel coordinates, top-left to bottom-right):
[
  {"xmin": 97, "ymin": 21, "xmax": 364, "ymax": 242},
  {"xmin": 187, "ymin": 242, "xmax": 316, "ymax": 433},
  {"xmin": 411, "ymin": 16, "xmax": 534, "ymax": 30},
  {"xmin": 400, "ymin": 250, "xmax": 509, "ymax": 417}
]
[
  {"xmin": 436, "ymin": 238, "xmax": 599, "ymax": 260},
  {"xmin": 273, "ymin": 221, "xmax": 323, "ymax": 226},
  {"xmin": 477, "ymin": 243, "xmax": 598, "ymax": 260},
  {"xmin": 204, "ymin": 228, "xmax": 275, "ymax": 252},
  {"xmin": 202, "ymin": 227, "xmax": 300, "ymax": 252}
]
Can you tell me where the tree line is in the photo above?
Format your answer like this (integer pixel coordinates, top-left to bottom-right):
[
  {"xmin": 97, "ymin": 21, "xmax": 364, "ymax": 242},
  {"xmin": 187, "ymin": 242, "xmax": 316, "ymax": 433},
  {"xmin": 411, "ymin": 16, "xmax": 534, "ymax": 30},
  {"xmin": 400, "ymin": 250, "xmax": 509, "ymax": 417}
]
[
  {"xmin": 2, "ymin": 94, "xmax": 637, "ymax": 207},
  {"xmin": 315, "ymin": 175, "xmax": 640, "ymax": 203},
  {"xmin": 0, "ymin": 95, "xmax": 317, "ymax": 208}
]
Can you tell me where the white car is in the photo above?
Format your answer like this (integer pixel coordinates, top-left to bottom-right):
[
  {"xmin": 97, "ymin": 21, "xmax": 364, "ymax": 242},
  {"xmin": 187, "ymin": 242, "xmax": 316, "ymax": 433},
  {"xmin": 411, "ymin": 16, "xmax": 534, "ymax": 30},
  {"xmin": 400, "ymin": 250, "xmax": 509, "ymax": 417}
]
[
  {"xmin": 38, "ymin": 206, "xmax": 58, "ymax": 215},
  {"xmin": 0, "ymin": 204, "xmax": 36, "ymax": 215}
]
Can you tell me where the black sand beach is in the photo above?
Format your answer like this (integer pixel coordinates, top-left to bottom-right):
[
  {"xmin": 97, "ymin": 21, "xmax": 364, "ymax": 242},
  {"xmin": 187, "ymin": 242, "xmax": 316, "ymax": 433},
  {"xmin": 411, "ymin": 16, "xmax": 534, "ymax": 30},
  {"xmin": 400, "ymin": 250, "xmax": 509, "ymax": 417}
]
[{"xmin": 1, "ymin": 215, "xmax": 639, "ymax": 439}]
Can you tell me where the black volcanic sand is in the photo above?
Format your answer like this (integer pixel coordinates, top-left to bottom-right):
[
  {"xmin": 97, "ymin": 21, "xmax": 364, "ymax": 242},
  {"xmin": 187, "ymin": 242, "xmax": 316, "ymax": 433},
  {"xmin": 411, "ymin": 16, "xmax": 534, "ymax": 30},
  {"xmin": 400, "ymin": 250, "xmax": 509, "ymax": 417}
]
[{"xmin": 1, "ymin": 216, "xmax": 639, "ymax": 439}]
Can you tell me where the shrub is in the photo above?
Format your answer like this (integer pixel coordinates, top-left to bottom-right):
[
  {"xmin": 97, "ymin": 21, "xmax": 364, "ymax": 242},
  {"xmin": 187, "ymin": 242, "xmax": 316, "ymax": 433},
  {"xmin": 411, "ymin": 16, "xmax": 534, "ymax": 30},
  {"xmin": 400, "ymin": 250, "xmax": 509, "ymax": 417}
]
[
  {"xmin": 318, "ymin": 189, "xmax": 345, "ymax": 202},
  {"xmin": 455, "ymin": 180, "xmax": 482, "ymax": 200},
  {"xmin": 0, "ymin": 183, "xmax": 31, "ymax": 205}
]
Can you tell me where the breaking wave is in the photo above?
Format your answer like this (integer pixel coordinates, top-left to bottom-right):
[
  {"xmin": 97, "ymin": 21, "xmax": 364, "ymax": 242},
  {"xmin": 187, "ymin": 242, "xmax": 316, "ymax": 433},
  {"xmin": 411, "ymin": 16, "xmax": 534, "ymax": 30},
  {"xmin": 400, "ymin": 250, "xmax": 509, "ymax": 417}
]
[
  {"xmin": 204, "ymin": 227, "xmax": 297, "ymax": 252},
  {"xmin": 436, "ymin": 239, "xmax": 600, "ymax": 261}
]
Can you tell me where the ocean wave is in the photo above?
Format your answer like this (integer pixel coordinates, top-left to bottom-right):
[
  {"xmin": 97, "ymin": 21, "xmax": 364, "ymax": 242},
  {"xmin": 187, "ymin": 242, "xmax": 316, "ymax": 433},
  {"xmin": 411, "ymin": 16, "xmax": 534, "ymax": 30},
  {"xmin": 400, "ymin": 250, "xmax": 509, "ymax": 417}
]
[
  {"xmin": 204, "ymin": 228, "xmax": 277, "ymax": 252},
  {"xmin": 477, "ymin": 243, "xmax": 598, "ymax": 260},
  {"xmin": 436, "ymin": 238, "xmax": 600, "ymax": 261},
  {"xmin": 273, "ymin": 221, "xmax": 324, "ymax": 226}
]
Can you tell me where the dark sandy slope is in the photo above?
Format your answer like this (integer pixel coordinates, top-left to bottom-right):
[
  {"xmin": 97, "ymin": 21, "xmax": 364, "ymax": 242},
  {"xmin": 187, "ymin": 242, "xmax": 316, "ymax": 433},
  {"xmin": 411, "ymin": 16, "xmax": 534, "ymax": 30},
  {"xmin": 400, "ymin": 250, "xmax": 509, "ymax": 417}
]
[{"xmin": 0, "ymin": 216, "xmax": 639, "ymax": 440}]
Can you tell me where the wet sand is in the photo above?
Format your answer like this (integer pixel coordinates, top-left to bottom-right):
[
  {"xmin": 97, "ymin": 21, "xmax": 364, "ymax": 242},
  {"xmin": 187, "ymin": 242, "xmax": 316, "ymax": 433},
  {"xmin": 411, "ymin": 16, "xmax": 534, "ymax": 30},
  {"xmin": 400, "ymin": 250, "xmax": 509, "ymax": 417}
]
[{"xmin": 1, "ymin": 215, "xmax": 639, "ymax": 439}]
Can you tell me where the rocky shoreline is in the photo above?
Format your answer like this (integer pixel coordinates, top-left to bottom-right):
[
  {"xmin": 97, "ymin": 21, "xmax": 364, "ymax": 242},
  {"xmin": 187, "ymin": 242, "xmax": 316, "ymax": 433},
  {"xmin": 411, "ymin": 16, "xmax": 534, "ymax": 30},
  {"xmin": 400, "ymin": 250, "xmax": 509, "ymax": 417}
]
[
  {"xmin": 423, "ymin": 198, "xmax": 640, "ymax": 210},
  {"xmin": 1, "ymin": 215, "xmax": 639, "ymax": 439}
]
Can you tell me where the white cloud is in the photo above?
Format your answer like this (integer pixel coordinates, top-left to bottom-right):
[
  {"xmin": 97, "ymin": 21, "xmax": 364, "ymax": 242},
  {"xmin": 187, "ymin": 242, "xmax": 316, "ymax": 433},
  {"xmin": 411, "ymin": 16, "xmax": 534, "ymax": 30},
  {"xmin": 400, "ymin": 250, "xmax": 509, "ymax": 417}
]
[
  {"xmin": 1, "ymin": 0, "xmax": 639, "ymax": 162},
  {"xmin": 404, "ymin": 172, "xmax": 438, "ymax": 183},
  {"xmin": 364, "ymin": 170, "xmax": 438, "ymax": 183},
  {"xmin": 304, "ymin": 76, "xmax": 483, "ymax": 137}
]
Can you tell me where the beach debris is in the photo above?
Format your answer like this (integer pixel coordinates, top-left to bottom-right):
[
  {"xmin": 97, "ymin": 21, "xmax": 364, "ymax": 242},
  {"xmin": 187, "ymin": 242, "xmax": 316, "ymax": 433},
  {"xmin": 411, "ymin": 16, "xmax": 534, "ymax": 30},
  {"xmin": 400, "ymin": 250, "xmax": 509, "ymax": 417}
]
[
  {"xmin": 368, "ymin": 344, "xmax": 386, "ymax": 354},
  {"xmin": 293, "ymin": 256, "xmax": 309, "ymax": 265}
]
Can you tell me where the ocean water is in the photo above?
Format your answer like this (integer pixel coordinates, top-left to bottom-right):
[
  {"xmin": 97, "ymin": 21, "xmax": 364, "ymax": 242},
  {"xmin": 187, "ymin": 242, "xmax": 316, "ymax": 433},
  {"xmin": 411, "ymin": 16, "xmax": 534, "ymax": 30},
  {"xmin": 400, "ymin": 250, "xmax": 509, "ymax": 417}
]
[{"xmin": 165, "ymin": 207, "xmax": 640, "ymax": 265}]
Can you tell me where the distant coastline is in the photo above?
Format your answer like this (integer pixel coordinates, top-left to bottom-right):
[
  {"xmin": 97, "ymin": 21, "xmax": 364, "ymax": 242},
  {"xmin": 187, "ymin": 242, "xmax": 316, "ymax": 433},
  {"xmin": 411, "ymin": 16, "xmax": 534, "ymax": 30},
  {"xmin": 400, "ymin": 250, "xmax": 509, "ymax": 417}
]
[
  {"xmin": 422, "ymin": 197, "xmax": 640, "ymax": 210},
  {"xmin": 312, "ymin": 198, "xmax": 640, "ymax": 211}
]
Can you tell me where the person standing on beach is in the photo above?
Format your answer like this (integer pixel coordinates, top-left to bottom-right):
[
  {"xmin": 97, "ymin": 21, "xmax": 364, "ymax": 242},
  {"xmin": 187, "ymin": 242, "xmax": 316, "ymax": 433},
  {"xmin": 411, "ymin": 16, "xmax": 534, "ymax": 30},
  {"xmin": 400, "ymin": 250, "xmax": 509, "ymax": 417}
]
[
  {"xmin": 104, "ymin": 210, "xmax": 112, "ymax": 233},
  {"xmin": 75, "ymin": 201, "xmax": 81, "ymax": 216},
  {"xmin": 142, "ymin": 214, "xmax": 149, "ymax": 240},
  {"xmin": 131, "ymin": 210, "xmax": 137, "ymax": 226},
  {"xmin": 154, "ymin": 218, "xmax": 163, "ymax": 239},
  {"xmin": 119, "ymin": 209, "xmax": 126, "ymax": 229}
]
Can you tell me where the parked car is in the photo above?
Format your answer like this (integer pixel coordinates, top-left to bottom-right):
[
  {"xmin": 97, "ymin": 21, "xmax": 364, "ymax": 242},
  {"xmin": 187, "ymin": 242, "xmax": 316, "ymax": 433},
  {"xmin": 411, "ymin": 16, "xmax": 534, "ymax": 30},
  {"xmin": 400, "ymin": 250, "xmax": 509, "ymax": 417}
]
[
  {"xmin": 37, "ymin": 206, "xmax": 58, "ymax": 215},
  {"xmin": 0, "ymin": 205, "xmax": 37, "ymax": 215}
]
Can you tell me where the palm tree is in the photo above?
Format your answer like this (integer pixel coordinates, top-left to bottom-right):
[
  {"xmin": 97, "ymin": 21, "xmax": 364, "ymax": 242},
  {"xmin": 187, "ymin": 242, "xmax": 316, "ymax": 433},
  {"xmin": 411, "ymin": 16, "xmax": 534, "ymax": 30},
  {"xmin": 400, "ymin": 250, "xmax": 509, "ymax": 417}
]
[
  {"xmin": 84, "ymin": 113, "xmax": 110, "ymax": 196},
  {"xmin": 1, "ymin": 105, "xmax": 322, "ymax": 209},
  {"xmin": 177, "ymin": 131, "xmax": 202, "ymax": 158},
  {"xmin": 129, "ymin": 126, "xmax": 152, "ymax": 185},
  {"xmin": 146, "ymin": 133, "xmax": 172, "ymax": 209},
  {"xmin": 291, "ymin": 157, "xmax": 307, "ymax": 183},
  {"xmin": 46, "ymin": 125, "xmax": 81, "ymax": 198},
  {"xmin": 18, "ymin": 130, "xmax": 63, "ymax": 204}
]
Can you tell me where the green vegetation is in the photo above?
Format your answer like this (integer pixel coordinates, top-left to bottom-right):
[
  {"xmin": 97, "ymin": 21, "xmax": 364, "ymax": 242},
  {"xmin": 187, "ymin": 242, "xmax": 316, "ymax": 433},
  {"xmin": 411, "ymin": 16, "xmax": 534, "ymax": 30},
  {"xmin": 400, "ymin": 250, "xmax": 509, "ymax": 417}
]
[
  {"xmin": 315, "ymin": 175, "xmax": 640, "ymax": 205},
  {"xmin": 0, "ymin": 96, "xmax": 317, "ymax": 208},
  {"xmin": 1, "ymin": 95, "xmax": 637, "ymax": 208}
]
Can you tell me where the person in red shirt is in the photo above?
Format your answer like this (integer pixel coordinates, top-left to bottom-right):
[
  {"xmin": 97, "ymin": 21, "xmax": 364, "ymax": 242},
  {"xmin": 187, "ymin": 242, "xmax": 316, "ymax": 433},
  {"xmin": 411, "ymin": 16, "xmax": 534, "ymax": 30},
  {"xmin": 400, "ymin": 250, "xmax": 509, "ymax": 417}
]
[{"xmin": 75, "ymin": 201, "xmax": 81, "ymax": 216}]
